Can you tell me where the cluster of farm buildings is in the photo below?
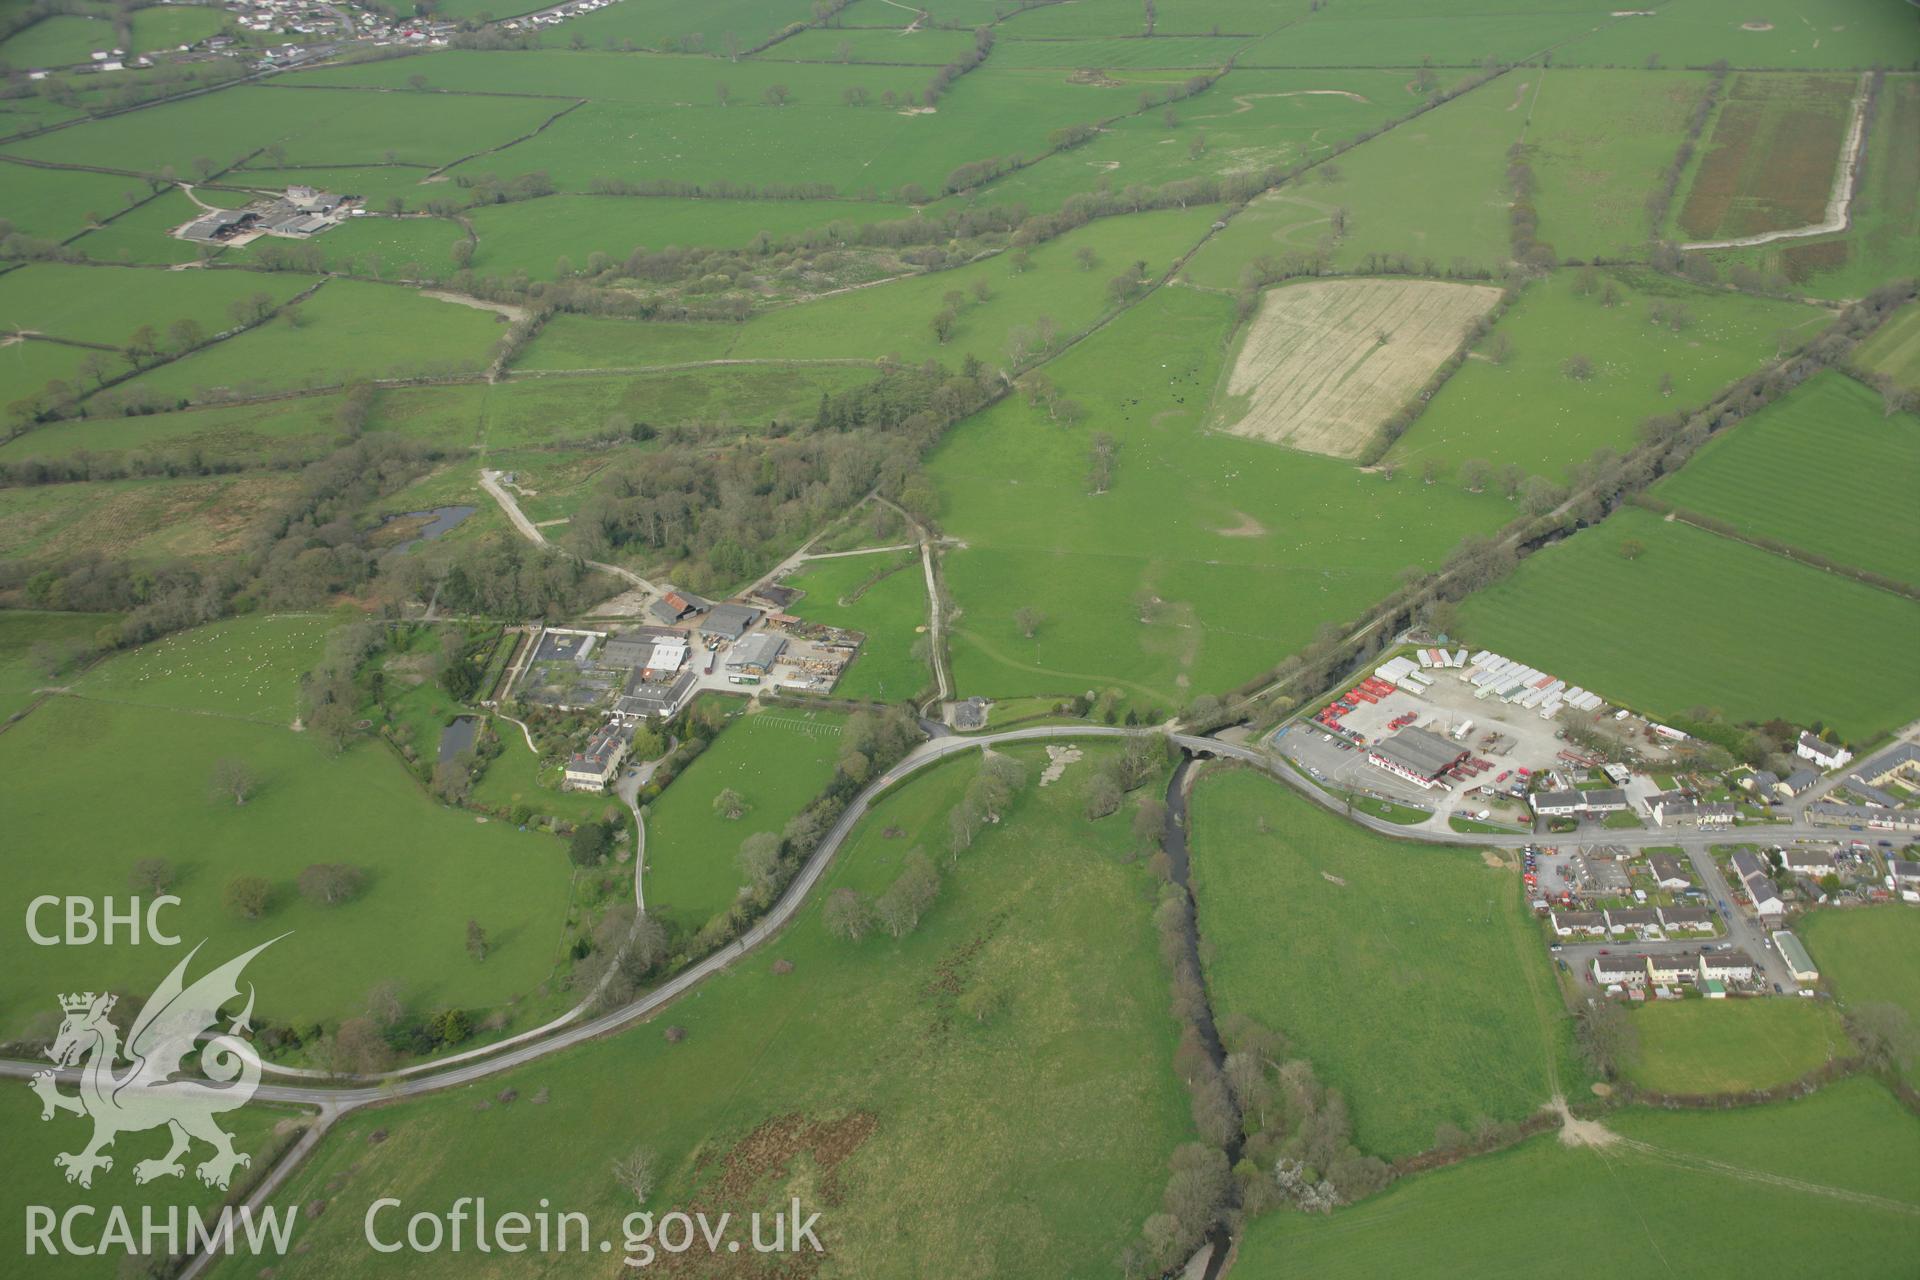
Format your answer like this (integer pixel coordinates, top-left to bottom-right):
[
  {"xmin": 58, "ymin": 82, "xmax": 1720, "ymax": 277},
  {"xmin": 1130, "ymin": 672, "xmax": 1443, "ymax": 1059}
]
[
  {"xmin": 501, "ymin": 585, "xmax": 862, "ymax": 791},
  {"xmin": 176, "ymin": 186, "xmax": 361, "ymax": 244}
]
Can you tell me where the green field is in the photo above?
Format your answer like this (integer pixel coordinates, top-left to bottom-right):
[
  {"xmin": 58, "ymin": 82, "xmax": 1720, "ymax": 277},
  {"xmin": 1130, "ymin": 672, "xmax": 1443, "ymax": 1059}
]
[
  {"xmin": 1623, "ymin": 997, "xmax": 1848, "ymax": 1095},
  {"xmin": 1238, "ymin": 7, "xmax": 1612, "ymax": 68},
  {"xmin": 1188, "ymin": 769, "xmax": 1575, "ymax": 1157},
  {"xmin": 117, "ymin": 278, "xmax": 505, "ymax": 401},
  {"xmin": 1185, "ymin": 74, "xmax": 1519, "ymax": 285},
  {"xmin": 930, "ymin": 283, "xmax": 1510, "ymax": 705},
  {"xmin": 70, "ymin": 614, "xmax": 331, "ymax": 721},
  {"xmin": 729, "ymin": 207, "xmax": 1221, "ymax": 371},
  {"xmin": 1802, "ymin": 906, "xmax": 1920, "ymax": 1024},
  {"xmin": 1554, "ymin": 0, "xmax": 1919, "ymax": 70},
  {"xmin": 1387, "ymin": 268, "xmax": 1826, "ymax": 482},
  {"xmin": 509, "ymin": 314, "xmax": 741, "ymax": 371},
  {"xmin": 464, "ymin": 194, "xmax": 908, "ymax": 276},
  {"xmin": 1523, "ymin": 70, "xmax": 1710, "ymax": 261},
  {"xmin": 482, "ymin": 364, "xmax": 874, "ymax": 444},
  {"xmin": 0, "ymin": 471, "xmax": 300, "ymax": 565},
  {"xmin": 1455, "ymin": 506, "xmax": 1920, "ymax": 741},
  {"xmin": 0, "ymin": 608, "xmax": 113, "ymax": 720},
  {"xmin": 65, "ymin": 187, "xmax": 214, "ymax": 265},
  {"xmin": 0, "ymin": 261, "xmax": 312, "ymax": 348},
  {"xmin": 0, "ymin": 687, "xmax": 576, "ymax": 1045},
  {"xmin": 1650, "ymin": 370, "xmax": 1920, "ymax": 586},
  {"xmin": 641, "ymin": 708, "xmax": 847, "ymax": 935},
  {"xmin": 1236, "ymin": 1077, "xmax": 1920, "ymax": 1277},
  {"xmin": 204, "ymin": 743, "xmax": 1195, "ymax": 1280},
  {"xmin": 755, "ymin": 25, "xmax": 983, "ymax": 65},
  {"xmin": 4, "ymin": 84, "xmax": 570, "ymax": 177},
  {"xmin": 0, "ymin": 162, "xmax": 151, "ymax": 240},
  {"xmin": 0, "ymin": 1089, "xmax": 300, "ymax": 1280},
  {"xmin": 1855, "ymin": 300, "xmax": 1920, "ymax": 389},
  {"xmin": 0, "ymin": 336, "xmax": 94, "ymax": 415},
  {"xmin": 0, "ymin": 14, "xmax": 117, "ymax": 68},
  {"xmin": 782, "ymin": 549, "xmax": 932, "ymax": 703},
  {"xmin": 939, "ymin": 67, "xmax": 1417, "ymax": 215}
]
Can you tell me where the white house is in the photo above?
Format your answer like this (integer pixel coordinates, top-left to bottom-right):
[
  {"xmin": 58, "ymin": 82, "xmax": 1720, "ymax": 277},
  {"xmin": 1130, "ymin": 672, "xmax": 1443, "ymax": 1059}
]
[
  {"xmin": 1730, "ymin": 850, "xmax": 1783, "ymax": 918},
  {"xmin": 1551, "ymin": 910, "xmax": 1606, "ymax": 938},
  {"xmin": 1797, "ymin": 732, "xmax": 1852, "ymax": 770},
  {"xmin": 1781, "ymin": 848, "xmax": 1835, "ymax": 877},
  {"xmin": 1888, "ymin": 859, "xmax": 1920, "ymax": 903},
  {"xmin": 1698, "ymin": 950, "xmax": 1756, "ymax": 983}
]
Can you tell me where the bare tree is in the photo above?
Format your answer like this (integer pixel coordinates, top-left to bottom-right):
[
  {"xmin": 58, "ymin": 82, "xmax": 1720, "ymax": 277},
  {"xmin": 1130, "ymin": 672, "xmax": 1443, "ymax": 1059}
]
[
  {"xmin": 713, "ymin": 787, "xmax": 748, "ymax": 820},
  {"xmin": 824, "ymin": 888, "xmax": 874, "ymax": 942},
  {"xmin": 129, "ymin": 858, "xmax": 176, "ymax": 895},
  {"xmin": 466, "ymin": 919, "xmax": 489, "ymax": 961},
  {"xmin": 1013, "ymin": 606, "xmax": 1044, "ymax": 639},
  {"xmin": 208, "ymin": 758, "xmax": 259, "ymax": 807},
  {"xmin": 611, "ymin": 1146, "xmax": 658, "ymax": 1203},
  {"xmin": 297, "ymin": 863, "xmax": 366, "ymax": 907}
]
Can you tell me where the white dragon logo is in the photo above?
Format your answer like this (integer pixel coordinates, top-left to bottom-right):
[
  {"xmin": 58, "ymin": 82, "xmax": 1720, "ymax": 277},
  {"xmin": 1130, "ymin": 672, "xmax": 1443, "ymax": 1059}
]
[{"xmin": 30, "ymin": 937, "xmax": 281, "ymax": 1191}]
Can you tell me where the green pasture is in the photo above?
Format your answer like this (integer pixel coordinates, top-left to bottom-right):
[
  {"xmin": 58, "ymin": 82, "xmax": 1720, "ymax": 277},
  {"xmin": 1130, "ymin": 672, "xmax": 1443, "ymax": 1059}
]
[
  {"xmin": 1554, "ymin": 0, "xmax": 1920, "ymax": 70},
  {"xmin": 430, "ymin": 64, "xmax": 1188, "ymax": 197},
  {"xmin": 1455, "ymin": 506, "xmax": 1920, "ymax": 741},
  {"xmin": 127, "ymin": 4, "xmax": 230, "ymax": 52},
  {"xmin": 930, "ymin": 284, "xmax": 1510, "ymax": 705},
  {"xmin": 1802, "ymin": 906, "xmax": 1920, "ymax": 1025},
  {"xmin": 0, "ymin": 162, "xmax": 150, "ymax": 240},
  {"xmin": 1185, "ymin": 74, "xmax": 1519, "ymax": 286},
  {"xmin": 729, "ymin": 207, "xmax": 1219, "ymax": 370},
  {"xmin": 1237, "ymin": 8, "xmax": 1612, "ymax": 67},
  {"xmin": 641, "ymin": 708, "xmax": 847, "ymax": 935},
  {"xmin": 1623, "ymin": 996, "xmax": 1848, "ymax": 1095},
  {"xmin": 470, "ymin": 714, "xmax": 621, "ymax": 830},
  {"xmin": 991, "ymin": 35, "xmax": 1245, "ymax": 68},
  {"xmin": 0, "ymin": 608, "xmax": 113, "ymax": 720},
  {"xmin": 0, "ymin": 692, "xmax": 576, "ymax": 1045},
  {"xmin": 1855, "ymin": 300, "xmax": 1920, "ymax": 389},
  {"xmin": 0, "ymin": 471, "xmax": 299, "ymax": 565},
  {"xmin": 466, "ymin": 194, "xmax": 908, "ymax": 277},
  {"xmin": 220, "ymin": 164, "xmax": 446, "ymax": 209},
  {"xmin": 1387, "ymin": 268, "xmax": 1826, "ymax": 482},
  {"xmin": 1236, "ymin": 1078, "xmax": 1920, "ymax": 1277},
  {"xmin": 1188, "ymin": 769, "xmax": 1575, "ymax": 1158},
  {"xmin": 0, "ymin": 14, "xmax": 115, "ymax": 68},
  {"xmin": 66, "ymin": 187, "xmax": 211, "ymax": 265},
  {"xmin": 1651, "ymin": 370, "xmax": 1920, "ymax": 586},
  {"xmin": 510, "ymin": 315, "xmax": 741, "ymax": 371},
  {"xmin": 538, "ymin": 0, "xmax": 813, "ymax": 52},
  {"xmin": 0, "ymin": 261, "xmax": 312, "ymax": 347},
  {"xmin": 0, "ymin": 1090, "xmax": 300, "ymax": 1280},
  {"xmin": 0, "ymin": 393, "xmax": 347, "ymax": 467},
  {"xmin": 782, "ymin": 549, "xmax": 931, "ymax": 703},
  {"xmin": 943, "ymin": 67, "xmax": 1418, "ymax": 215},
  {"xmin": 482, "ymin": 364, "xmax": 872, "ymax": 444},
  {"xmin": 71, "ymin": 613, "xmax": 333, "ymax": 721},
  {"xmin": 755, "ymin": 26, "xmax": 982, "ymax": 65},
  {"xmin": 227, "ymin": 211, "xmax": 464, "ymax": 278},
  {"xmin": 120, "ymin": 279, "xmax": 504, "ymax": 401},
  {"xmin": 3, "ymin": 84, "xmax": 568, "ymax": 176},
  {"xmin": 206, "ymin": 742, "xmax": 1192, "ymax": 1280},
  {"xmin": 0, "ymin": 336, "xmax": 94, "ymax": 413},
  {"xmin": 1523, "ymin": 69, "xmax": 1709, "ymax": 261}
]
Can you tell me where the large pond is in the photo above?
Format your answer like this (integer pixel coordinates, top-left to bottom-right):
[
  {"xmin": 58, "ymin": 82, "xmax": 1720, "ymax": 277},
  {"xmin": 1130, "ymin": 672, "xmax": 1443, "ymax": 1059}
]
[{"xmin": 381, "ymin": 504, "xmax": 476, "ymax": 552}]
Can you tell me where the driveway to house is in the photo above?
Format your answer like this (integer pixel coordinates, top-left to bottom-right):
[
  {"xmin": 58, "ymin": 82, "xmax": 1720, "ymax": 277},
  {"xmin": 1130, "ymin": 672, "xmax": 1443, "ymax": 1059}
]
[{"xmin": 479, "ymin": 468, "xmax": 657, "ymax": 594}]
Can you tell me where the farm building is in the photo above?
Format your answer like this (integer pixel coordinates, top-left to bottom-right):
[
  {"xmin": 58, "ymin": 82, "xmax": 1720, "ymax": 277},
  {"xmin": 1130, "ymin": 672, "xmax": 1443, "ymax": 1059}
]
[
  {"xmin": 1730, "ymin": 850, "xmax": 1784, "ymax": 918},
  {"xmin": 601, "ymin": 629, "xmax": 687, "ymax": 674},
  {"xmin": 533, "ymin": 627, "xmax": 604, "ymax": 664},
  {"xmin": 1797, "ymin": 732, "xmax": 1852, "ymax": 770},
  {"xmin": 564, "ymin": 722, "xmax": 630, "ymax": 791},
  {"xmin": 650, "ymin": 588, "xmax": 709, "ymax": 626},
  {"xmin": 613, "ymin": 670, "xmax": 697, "ymax": 723},
  {"xmin": 723, "ymin": 631, "xmax": 787, "ymax": 679},
  {"xmin": 702, "ymin": 603, "xmax": 762, "ymax": 642},
  {"xmin": 1648, "ymin": 853, "xmax": 1693, "ymax": 890},
  {"xmin": 1772, "ymin": 931, "xmax": 1818, "ymax": 982},
  {"xmin": 1365, "ymin": 727, "xmax": 1466, "ymax": 790}
]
